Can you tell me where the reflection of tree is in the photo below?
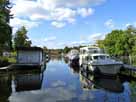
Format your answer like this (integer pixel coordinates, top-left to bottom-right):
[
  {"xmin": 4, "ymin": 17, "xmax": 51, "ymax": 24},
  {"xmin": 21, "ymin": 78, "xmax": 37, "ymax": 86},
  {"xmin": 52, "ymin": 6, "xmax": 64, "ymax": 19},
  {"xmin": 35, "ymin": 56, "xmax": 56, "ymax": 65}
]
[
  {"xmin": 63, "ymin": 57, "xmax": 69, "ymax": 64},
  {"xmin": 130, "ymin": 81, "xmax": 136, "ymax": 101},
  {"xmin": 0, "ymin": 74, "xmax": 12, "ymax": 102},
  {"xmin": 50, "ymin": 55, "xmax": 62, "ymax": 61}
]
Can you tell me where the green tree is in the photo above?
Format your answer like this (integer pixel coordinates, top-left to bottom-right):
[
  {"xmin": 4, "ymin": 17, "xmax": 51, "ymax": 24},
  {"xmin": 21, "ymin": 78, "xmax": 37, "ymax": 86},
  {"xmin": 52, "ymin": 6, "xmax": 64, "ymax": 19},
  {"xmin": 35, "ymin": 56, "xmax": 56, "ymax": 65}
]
[
  {"xmin": 103, "ymin": 30, "xmax": 125, "ymax": 55},
  {"xmin": 96, "ymin": 40, "xmax": 105, "ymax": 49},
  {"xmin": 96, "ymin": 25, "xmax": 136, "ymax": 56},
  {"xmin": 126, "ymin": 25, "xmax": 136, "ymax": 55},
  {"xmin": 14, "ymin": 26, "xmax": 32, "ymax": 48},
  {"xmin": 63, "ymin": 46, "xmax": 71, "ymax": 54},
  {"xmin": 0, "ymin": 0, "xmax": 12, "ymax": 23},
  {"xmin": 0, "ymin": 0, "xmax": 12, "ymax": 55}
]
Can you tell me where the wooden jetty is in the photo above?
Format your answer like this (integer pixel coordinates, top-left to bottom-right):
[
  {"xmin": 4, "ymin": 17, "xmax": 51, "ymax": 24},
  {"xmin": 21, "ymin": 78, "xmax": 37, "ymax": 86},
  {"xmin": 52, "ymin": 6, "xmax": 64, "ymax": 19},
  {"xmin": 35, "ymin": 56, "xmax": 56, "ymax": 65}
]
[
  {"xmin": 123, "ymin": 64, "xmax": 136, "ymax": 71},
  {"xmin": 120, "ymin": 64, "xmax": 136, "ymax": 77}
]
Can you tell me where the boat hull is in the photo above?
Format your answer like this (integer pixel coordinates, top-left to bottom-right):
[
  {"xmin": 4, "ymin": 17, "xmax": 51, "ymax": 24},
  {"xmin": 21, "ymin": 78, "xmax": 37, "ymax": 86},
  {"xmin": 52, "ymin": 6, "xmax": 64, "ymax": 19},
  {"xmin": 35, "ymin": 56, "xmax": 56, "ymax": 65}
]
[{"xmin": 89, "ymin": 64, "xmax": 123, "ymax": 75}]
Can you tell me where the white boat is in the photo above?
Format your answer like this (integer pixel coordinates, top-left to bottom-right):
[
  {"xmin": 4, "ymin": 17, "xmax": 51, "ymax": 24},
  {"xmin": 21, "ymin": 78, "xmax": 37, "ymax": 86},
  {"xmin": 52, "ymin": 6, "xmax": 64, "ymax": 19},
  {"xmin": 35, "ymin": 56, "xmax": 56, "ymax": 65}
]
[
  {"xmin": 79, "ymin": 46, "xmax": 123, "ymax": 75},
  {"xmin": 88, "ymin": 53, "xmax": 123, "ymax": 75},
  {"xmin": 67, "ymin": 49, "xmax": 79, "ymax": 63},
  {"xmin": 79, "ymin": 46, "xmax": 103, "ymax": 66}
]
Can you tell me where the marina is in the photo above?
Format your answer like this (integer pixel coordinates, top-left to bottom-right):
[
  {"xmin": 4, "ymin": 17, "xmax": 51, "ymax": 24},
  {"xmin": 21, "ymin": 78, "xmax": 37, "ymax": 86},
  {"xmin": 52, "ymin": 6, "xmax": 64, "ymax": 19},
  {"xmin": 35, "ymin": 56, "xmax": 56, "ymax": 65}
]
[
  {"xmin": 0, "ymin": 57, "xmax": 136, "ymax": 102},
  {"xmin": 0, "ymin": 0, "xmax": 136, "ymax": 101}
]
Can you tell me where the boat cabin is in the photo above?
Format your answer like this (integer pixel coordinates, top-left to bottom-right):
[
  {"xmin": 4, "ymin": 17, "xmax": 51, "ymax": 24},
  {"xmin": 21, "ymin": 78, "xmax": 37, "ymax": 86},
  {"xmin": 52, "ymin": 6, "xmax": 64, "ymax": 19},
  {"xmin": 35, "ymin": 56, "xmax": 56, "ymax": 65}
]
[
  {"xmin": 79, "ymin": 46, "xmax": 104, "ymax": 66},
  {"xmin": 16, "ymin": 47, "xmax": 44, "ymax": 67},
  {"xmin": 88, "ymin": 54, "xmax": 110, "ymax": 61},
  {"xmin": 80, "ymin": 46, "xmax": 103, "ymax": 55}
]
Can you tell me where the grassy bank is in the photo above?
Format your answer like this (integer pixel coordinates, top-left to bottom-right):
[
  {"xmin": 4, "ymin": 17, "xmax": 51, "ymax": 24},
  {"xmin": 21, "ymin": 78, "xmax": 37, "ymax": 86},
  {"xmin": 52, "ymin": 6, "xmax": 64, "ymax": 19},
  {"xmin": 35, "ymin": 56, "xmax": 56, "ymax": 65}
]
[{"xmin": 0, "ymin": 56, "xmax": 16, "ymax": 67}]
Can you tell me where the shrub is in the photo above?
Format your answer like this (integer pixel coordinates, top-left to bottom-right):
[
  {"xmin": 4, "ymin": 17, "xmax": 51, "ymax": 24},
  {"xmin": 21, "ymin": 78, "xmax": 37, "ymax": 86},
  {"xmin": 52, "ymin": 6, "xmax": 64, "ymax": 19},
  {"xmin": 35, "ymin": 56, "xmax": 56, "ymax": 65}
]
[{"xmin": 0, "ymin": 56, "xmax": 10, "ymax": 67}]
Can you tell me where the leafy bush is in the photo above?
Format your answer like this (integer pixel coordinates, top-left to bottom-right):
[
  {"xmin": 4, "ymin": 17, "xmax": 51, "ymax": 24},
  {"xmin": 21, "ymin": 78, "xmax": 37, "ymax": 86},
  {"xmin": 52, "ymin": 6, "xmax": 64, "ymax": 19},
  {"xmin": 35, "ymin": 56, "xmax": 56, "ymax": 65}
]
[{"xmin": 0, "ymin": 56, "xmax": 10, "ymax": 67}]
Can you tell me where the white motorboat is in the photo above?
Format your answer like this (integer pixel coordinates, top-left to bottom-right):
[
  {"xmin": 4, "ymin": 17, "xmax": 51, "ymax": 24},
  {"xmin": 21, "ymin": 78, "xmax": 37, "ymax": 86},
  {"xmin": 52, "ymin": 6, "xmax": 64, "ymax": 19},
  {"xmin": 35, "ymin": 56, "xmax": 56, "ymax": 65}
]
[
  {"xmin": 89, "ymin": 53, "xmax": 123, "ymax": 75},
  {"xmin": 79, "ymin": 46, "xmax": 103, "ymax": 66},
  {"xmin": 67, "ymin": 49, "xmax": 79, "ymax": 64},
  {"xmin": 79, "ymin": 46, "xmax": 123, "ymax": 75}
]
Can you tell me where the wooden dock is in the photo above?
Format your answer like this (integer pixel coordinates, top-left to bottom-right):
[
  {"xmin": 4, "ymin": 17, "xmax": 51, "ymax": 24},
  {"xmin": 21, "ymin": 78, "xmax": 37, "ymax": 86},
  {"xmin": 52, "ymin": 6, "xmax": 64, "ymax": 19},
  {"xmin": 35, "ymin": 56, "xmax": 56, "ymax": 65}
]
[
  {"xmin": 123, "ymin": 64, "xmax": 136, "ymax": 71},
  {"xmin": 120, "ymin": 64, "xmax": 136, "ymax": 77}
]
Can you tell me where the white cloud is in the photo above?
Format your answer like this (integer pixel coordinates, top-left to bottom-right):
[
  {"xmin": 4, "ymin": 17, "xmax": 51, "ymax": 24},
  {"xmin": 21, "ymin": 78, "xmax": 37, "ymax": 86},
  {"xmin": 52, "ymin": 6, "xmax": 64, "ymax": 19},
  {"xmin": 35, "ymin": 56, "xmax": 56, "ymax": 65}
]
[
  {"xmin": 33, "ymin": 36, "xmax": 57, "ymax": 43},
  {"xmin": 10, "ymin": 18, "xmax": 39, "ymax": 29},
  {"xmin": 51, "ymin": 80, "xmax": 66, "ymax": 87},
  {"xmin": 57, "ymin": 40, "xmax": 90, "ymax": 48},
  {"xmin": 51, "ymin": 21, "xmax": 66, "ymax": 28},
  {"xmin": 44, "ymin": 36, "xmax": 57, "ymax": 42},
  {"xmin": 50, "ymin": 8, "xmax": 76, "ymax": 23},
  {"xmin": 31, "ymin": 33, "xmax": 106, "ymax": 48},
  {"xmin": 125, "ymin": 22, "xmax": 136, "ymax": 28},
  {"xmin": 104, "ymin": 19, "xmax": 115, "ymax": 29},
  {"xmin": 38, "ymin": 0, "xmax": 105, "ymax": 9},
  {"xmin": 125, "ymin": 23, "xmax": 131, "ymax": 27},
  {"xmin": 77, "ymin": 8, "xmax": 94, "ymax": 17},
  {"xmin": 10, "ymin": 0, "xmax": 105, "ymax": 28},
  {"xmin": 134, "ymin": 22, "xmax": 136, "ymax": 27},
  {"xmin": 9, "ymin": 87, "xmax": 76, "ymax": 102},
  {"xmin": 66, "ymin": 33, "xmax": 106, "ymax": 47},
  {"xmin": 88, "ymin": 33, "xmax": 105, "ymax": 41},
  {"xmin": 10, "ymin": 18, "xmax": 40, "ymax": 33},
  {"xmin": 32, "ymin": 36, "xmax": 66, "ymax": 49}
]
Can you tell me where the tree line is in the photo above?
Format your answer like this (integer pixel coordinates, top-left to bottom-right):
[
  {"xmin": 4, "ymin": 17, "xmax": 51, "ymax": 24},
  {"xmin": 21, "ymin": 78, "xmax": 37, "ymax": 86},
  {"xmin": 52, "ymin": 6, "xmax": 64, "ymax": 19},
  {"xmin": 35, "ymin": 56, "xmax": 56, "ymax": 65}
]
[{"xmin": 96, "ymin": 25, "xmax": 136, "ymax": 56}]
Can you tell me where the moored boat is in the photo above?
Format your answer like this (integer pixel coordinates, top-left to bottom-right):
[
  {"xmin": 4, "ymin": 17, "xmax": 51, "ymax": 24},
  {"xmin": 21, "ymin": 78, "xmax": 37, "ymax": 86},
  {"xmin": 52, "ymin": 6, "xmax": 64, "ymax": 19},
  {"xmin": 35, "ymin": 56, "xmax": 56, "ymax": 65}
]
[
  {"xmin": 79, "ymin": 46, "xmax": 123, "ymax": 75},
  {"xmin": 87, "ymin": 53, "xmax": 123, "ymax": 75},
  {"xmin": 67, "ymin": 49, "xmax": 79, "ymax": 65}
]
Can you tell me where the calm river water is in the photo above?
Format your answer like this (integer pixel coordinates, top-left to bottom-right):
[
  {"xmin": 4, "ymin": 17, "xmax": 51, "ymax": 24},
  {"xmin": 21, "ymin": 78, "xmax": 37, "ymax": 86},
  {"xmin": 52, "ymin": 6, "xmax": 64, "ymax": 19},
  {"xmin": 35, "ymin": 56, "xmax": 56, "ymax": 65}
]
[{"xmin": 0, "ymin": 57, "xmax": 136, "ymax": 102}]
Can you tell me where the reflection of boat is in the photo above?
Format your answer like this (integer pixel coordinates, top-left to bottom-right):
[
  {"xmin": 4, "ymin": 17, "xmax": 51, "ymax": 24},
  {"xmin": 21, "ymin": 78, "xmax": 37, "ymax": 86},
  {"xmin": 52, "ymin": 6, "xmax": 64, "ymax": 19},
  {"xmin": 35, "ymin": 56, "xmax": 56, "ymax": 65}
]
[
  {"xmin": 11, "ymin": 70, "xmax": 43, "ymax": 92},
  {"xmin": 80, "ymin": 46, "xmax": 123, "ymax": 75},
  {"xmin": 67, "ymin": 49, "xmax": 79, "ymax": 65},
  {"xmin": 80, "ymin": 70, "xmax": 124, "ymax": 92},
  {"xmin": 69, "ymin": 62, "xmax": 80, "ymax": 73},
  {"xmin": 80, "ymin": 71, "xmax": 94, "ymax": 90},
  {"xmin": 94, "ymin": 77, "xmax": 124, "ymax": 92}
]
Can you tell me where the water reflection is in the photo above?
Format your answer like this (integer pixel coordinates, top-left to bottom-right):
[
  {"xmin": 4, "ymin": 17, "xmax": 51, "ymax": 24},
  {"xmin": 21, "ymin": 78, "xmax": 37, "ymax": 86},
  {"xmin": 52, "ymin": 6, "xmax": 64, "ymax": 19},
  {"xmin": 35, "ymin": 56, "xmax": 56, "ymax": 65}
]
[
  {"xmin": 0, "ymin": 74, "xmax": 12, "ymax": 102},
  {"xmin": 69, "ymin": 63, "xmax": 80, "ymax": 74},
  {"xmin": 80, "ymin": 71, "xmax": 124, "ymax": 92},
  {"xmin": 0, "ymin": 58, "xmax": 135, "ymax": 102},
  {"xmin": 80, "ymin": 70, "xmax": 131, "ymax": 102},
  {"xmin": 12, "ymin": 71, "xmax": 43, "ymax": 92}
]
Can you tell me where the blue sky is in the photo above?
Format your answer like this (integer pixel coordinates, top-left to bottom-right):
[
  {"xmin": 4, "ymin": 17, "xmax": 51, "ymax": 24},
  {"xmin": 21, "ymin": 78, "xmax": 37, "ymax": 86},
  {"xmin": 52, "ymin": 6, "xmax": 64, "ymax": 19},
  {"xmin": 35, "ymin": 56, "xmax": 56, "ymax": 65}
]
[{"xmin": 10, "ymin": 0, "xmax": 136, "ymax": 49}]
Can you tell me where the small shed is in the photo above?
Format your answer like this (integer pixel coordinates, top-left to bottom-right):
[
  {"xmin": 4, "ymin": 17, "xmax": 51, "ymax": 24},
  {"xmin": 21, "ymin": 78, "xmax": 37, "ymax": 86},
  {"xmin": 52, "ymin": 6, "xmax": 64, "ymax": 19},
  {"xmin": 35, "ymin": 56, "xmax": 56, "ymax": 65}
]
[{"xmin": 16, "ymin": 47, "xmax": 44, "ymax": 67}]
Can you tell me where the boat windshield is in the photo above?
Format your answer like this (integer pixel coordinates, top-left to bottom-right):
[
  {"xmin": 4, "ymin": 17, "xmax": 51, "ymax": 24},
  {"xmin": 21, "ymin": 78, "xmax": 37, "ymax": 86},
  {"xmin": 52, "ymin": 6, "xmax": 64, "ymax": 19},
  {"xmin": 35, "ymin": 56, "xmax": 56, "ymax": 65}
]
[
  {"xmin": 93, "ymin": 56, "xmax": 99, "ymax": 60},
  {"xmin": 93, "ymin": 55, "xmax": 109, "ymax": 60},
  {"xmin": 88, "ymin": 48, "xmax": 99, "ymax": 53}
]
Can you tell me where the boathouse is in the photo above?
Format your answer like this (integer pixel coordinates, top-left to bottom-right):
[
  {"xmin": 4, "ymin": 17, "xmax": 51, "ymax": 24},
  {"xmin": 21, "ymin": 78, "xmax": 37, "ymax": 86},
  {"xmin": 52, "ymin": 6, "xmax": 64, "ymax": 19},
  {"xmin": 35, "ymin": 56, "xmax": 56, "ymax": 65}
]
[{"xmin": 16, "ymin": 47, "xmax": 44, "ymax": 67}]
